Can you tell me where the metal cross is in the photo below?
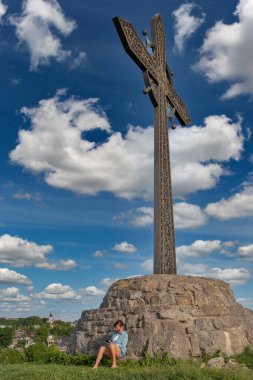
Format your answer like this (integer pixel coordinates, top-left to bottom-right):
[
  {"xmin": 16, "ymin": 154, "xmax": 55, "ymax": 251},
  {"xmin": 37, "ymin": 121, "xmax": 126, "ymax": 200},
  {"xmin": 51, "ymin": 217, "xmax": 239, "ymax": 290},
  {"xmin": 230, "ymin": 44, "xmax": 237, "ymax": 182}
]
[{"xmin": 113, "ymin": 14, "xmax": 191, "ymax": 274}]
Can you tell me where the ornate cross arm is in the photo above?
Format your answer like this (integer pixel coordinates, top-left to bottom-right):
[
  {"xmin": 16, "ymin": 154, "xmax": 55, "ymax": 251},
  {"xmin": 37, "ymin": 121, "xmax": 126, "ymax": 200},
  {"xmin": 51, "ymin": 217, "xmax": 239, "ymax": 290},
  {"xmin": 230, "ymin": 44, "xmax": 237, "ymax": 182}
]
[
  {"xmin": 113, "ymin": 17, "xmax": 158, "ymax": 83},
  {"xmin": 151, "ymin": 14, "xmax": 166, "ymax": 72},
  {"xmin": 113, "ymin": 15, "xmax": 191, "ymax": 127},
  {"xmin": 166, "ymin": 81, "xmax": 191, "ymax": 126}
]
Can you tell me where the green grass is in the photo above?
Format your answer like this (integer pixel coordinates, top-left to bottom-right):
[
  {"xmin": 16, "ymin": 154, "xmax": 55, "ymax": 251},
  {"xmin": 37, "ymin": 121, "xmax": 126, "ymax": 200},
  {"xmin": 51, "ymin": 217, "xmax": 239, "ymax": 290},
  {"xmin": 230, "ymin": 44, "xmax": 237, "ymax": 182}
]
[
  {"xmin": 233, "ymin": 346, "xmax": 253, "ymax": 369},
  {"xmin": 0, "ymin": 363, "xmax": 252, "ymax": 380}
]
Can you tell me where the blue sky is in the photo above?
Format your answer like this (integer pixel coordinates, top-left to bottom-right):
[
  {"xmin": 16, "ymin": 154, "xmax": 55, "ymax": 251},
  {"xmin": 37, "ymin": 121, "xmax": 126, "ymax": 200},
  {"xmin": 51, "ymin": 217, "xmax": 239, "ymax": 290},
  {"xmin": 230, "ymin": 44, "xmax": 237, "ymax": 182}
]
[{"xmin": 0, "ymin": 0, "xmax": 253, "ymax": 321}]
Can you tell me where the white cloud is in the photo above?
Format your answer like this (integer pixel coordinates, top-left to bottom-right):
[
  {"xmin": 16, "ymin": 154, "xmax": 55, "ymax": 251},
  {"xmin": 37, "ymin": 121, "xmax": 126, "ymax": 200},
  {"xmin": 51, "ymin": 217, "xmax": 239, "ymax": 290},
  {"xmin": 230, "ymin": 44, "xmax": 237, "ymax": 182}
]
[
  {"xmin": 93, "ymin": 250, "xmax": 106, "ymax": 258},
  {"xmin": 171, "ymin": 115, "xmax": 243, "ymax": 196},
  {"xmin": 9, "ymin": 91, "xmax": 244, "ymax": 200},
  {"xmin": 69, "ymin": 51, "xmax": 87, "ymax": 69},
  {"xmin": 131, "ymin": 207, "xmax": 153, "ymax": 227},
  {"xmin": 0, "ymin": 234, "xmax": 52, "ymax": 267},
  {"xmin": 206, "ymin": 267, "xmax": 251, "ymax": 286},
  {"xmin": 131, "ymin": 202, "xmax": 206, "ymax": 229},
  {"xmin": 237, "ymin": 297, "xmax": 253, "ymax": 308},
  {"xmin": 35, "ymin": 259, "xmax": 76, "ymax": 270},
  {"xmin": 101, "ymin": 278, "xmax": 117, "ymax": 287},
  {"xmin": 238, "ymin": 244, "xmax": 253, "ymax": 261},
  {"xmin": 0, "ymin": 234, "xmax": 76, "ymax": 271},
  {"xmin": 0, "ymin": 268, "xmax": 31, "ymax": 285},
  {"xmin": 35, "ymin": 283, "xmax": 80, "ymax": 300},
  {"xmin": 206, "ymin": 185, "xmax": 253, "ymax": 220},
  {"xmin": 195, "ymin": 0, "xmax": 253, "ymax": 98},
  {"xmin": 173, "ymin": 2, "xmax": 205, "ymax": 52},
  {"xmin": 0, "ymin": 1, "xmax": 7, "ymax": 23},
  {"xmin": 34, "ymin": 282, "xmax": 105, "ymax": 301},
  {"xmin": 10, "ymin": 0, "xmax": 76, "ymax": 70},
  {"xmin": 140, "ymin": 259, "xmax": 153, "ymax": 273},
  {"xmin": 80, "ymin": 286, "xmax": 105, "ymax": 297},
  {"xmin": 113, "ymin": 262, "xmax": 129, "ymax": 270},
  {"xmin": 177, "ymin": 239, "xmax": 223, "ymax": 259},
  {"xmin": 179, "ymin": 262, "xmax": 208, "ymax": 274},
  {"xmin": 13, "ymin": 191, "xmax": 41, "ymax": 201},
  {"xmin": 0, "ymin": 287, "xmax": 19, "ymax": 297},
  {"xmin": 45, "ymin": 283, "xmax": 72, "ymax": 294},
  {"xmin": 174, "ymin": 202, "xmax": 207, "ymax": 229},
  {"xmin": 179, "ymin": 262, "xmax": 251, "ymax": 286},
  {"xmin": 112, "ymin": 241, "xmax": 137, "ymax": 253},
  {"xmin": 0, "ymin": 287, "xmax": 30, "ymax": 302}
]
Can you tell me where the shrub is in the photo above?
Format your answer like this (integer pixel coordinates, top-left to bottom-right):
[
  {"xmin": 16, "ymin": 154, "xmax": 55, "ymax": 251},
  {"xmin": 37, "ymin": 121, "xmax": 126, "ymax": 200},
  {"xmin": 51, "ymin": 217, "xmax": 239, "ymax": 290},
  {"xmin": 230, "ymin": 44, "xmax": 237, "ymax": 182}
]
[
  {"xmin": 233, "ymin": 346, "xmax": 253, "ymax": 369},
  {"xmin": 0, "ymin": 327, "xmax": 14, "ymax": 348},
  {"xmin": 0, "ymin": 348, "xmax": 25, "ymax": 364},
  {"xmin": 141, "ymin": 352, "xmax": 179, "ymax": 367},
  {"xmin": 69, "ymin": 353, "xmax": 97, "ymax": 366},
  {"xmin": 47, "ymin": 345, "xmax": 71, "ymax": 365},
  {"xmin": 25, "ymin": 343, "xmax": 49, "ymax": 363}
]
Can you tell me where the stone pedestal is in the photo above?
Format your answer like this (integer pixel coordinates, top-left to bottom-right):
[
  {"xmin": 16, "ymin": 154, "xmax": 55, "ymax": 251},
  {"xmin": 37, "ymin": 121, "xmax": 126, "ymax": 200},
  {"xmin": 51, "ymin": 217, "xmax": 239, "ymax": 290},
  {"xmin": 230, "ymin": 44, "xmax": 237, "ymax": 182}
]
[{"xmin": 68, "ymin": 275, "xmax": 253, "ymax": 359}]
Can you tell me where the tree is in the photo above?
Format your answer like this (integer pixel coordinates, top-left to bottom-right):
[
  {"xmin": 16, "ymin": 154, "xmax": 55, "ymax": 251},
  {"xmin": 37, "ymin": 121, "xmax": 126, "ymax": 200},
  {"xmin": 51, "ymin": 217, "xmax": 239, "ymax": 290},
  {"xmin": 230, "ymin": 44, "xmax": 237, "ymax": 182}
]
[
  {"xmin": 25, "ymin": 343, "xmax": 48, "ymax": 362},
  {"xmin": 0, "ymin": 328, "xmax": 14, "ymax": 348},
  {"xmin": 35, "ymin": 326, "xmax": 49, "ymax": 343}
]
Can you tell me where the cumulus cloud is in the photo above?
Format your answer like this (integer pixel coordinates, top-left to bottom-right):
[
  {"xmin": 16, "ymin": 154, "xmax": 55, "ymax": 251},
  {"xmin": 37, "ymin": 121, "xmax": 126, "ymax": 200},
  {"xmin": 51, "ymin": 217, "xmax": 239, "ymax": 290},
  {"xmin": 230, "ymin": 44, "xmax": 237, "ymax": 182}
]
[
  {"xmin": 13, "ymin": 191, "xmax": 41, "ymax": 201},
  {"xmin": 0, "ymin": 234, "xmax": 76, "ymax": 270},
  {"xmin": 195, "ymin": 0, "xmax": 253, "ymax": 98},
  {"xmin": 237, "ymin": 297, "xmax": 253, "ymax": 308},
  {"xmin": 130, "ymin": 202, "xmax": 206, "ymax": 229},
  {"xmin": 174, "ymin": 202, "xmax": 207, "ymax": 229},
  {"xmin": 112, "ymin": 241, "xmax": 137, "ymax": 254},
  {"xmin": 101, "ymin": 277, "xmax": 117, "ymax": 287},
  {"xmin": 238, "ymin": 244, "xmax": 253, "ymax": 261},
  {"xmin": 206, "ymin": 185, "xmax": 253, "ymax": 220},
  {"xmin": 93, "ymin": 250, "xmax": 106, "ymax": 258},
  {"xmin": 69, "ymin": 51, "xmax": 87, "ymax": 69},
  {"xmin": 0, "ymin": 287, "xmax": 20, "ymax": 297},
  {"xmin": 180, "ymin": 262, "xmax": 251, "ymax": 286},
  {"xmin": 0, "ymin": 287, "xmax": 30, "ymax": 302},
  {"xmin": 140, "ymin": 259, "xmax": 153, "ymax": 272},
  {"xmin": 113, "ymin": 262, "xmax": 129, "ymax": 270},
  {"xmin": 10, "ymin": 0, "xmax": 76, "ymax": 70},
  {"xmin": 0, "ymin": 1, "xmax": 7, "ymax": 23},
  {"xmin": 34, "ymin": 282, "xmax": 105, "ymax": 302},
  {"xmin": 9, "ymin": 92, "xmax": 244, "ymax": 200},
  {"xmin": 177, "ymin": 239, "xmax": 224, "ymax": 259},
  {"xmin": 81, "ymin": 286, "xmax": 105, "ymax": 296},
  {"xmin": 35, "ymin": 259, "xmax": 76, "ymax": 270},
  {"xmin": 131, "ymin": 207, "xmax": 153, "ymax": 227},
  {"xmin": 0, "ymin": 268, "xmax": 31, "ymax": 285},
  {"xmin": 0, "ymin": 234, "xmax": 52, "ymax": 267},
  {"xmin": 205, "ymin": 267, "xmax": 251, "ymax": 286},
  {"xmin": 173, "ymin": 2, "xmax": 205, "ymax": 52},
  {"xmin": 179, "ymin": 262, "xmax": 208, "ymax": 274}
]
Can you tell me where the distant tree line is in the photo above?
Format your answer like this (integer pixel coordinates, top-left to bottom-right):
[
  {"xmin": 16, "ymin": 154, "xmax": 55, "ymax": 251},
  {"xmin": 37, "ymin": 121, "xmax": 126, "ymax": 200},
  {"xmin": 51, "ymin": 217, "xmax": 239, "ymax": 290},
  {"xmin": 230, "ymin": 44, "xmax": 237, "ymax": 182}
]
[{"xmin": 0, "ymin": 316, "xmax": 75, "ymax": 348}]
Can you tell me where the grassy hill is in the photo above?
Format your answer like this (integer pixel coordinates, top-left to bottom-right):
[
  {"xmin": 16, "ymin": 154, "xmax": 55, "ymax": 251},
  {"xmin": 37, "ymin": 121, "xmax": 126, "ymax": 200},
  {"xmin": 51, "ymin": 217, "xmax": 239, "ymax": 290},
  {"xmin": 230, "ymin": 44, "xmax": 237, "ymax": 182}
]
[{"xmin": 0, "ymin": 363, "xmax": 252, "ymax": 380}]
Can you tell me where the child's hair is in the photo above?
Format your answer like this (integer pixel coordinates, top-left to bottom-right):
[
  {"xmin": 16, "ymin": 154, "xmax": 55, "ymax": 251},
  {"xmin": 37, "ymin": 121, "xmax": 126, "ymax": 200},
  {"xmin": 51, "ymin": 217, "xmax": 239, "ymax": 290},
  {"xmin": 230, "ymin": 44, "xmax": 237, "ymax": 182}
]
[{"xmin": 114, "ymin": 319, "xmax": 124, "ymax": 327}]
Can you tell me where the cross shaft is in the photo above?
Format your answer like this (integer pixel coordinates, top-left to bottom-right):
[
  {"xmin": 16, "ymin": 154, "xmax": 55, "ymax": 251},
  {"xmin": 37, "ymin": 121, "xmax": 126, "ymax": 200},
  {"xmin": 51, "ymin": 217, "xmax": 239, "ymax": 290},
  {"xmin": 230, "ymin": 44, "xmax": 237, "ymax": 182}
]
[{"xmin": 113, "ymin": 14, "xmax": 191, "ymax": 274}]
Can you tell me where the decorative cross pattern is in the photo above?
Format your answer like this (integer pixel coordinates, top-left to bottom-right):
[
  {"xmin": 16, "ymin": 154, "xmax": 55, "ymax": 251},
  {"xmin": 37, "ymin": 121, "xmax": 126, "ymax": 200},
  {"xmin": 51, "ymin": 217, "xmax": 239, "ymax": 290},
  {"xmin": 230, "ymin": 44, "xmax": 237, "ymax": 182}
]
[{"xmin": 113, "ymin": 14, "xmax": 191, "ymax": 274}]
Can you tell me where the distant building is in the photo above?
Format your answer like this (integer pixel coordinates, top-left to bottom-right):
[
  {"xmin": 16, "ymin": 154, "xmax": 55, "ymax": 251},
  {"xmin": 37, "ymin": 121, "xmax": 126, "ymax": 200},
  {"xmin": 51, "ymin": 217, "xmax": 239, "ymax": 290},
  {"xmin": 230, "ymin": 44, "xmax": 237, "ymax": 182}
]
[
  {"xmin": 46, "ymin": 334, "xmax": 55, "ymax": 346},
  {"xmin": 24, "ymin": 337, "xmax": 35, "ymax": 348},
  {"xmin": 47, "ymin": 312, "xmax": 54, "ymax": 326},
  {"xmin": 56, "ymin": 337, "xmax": 70, "ymax": 352}
]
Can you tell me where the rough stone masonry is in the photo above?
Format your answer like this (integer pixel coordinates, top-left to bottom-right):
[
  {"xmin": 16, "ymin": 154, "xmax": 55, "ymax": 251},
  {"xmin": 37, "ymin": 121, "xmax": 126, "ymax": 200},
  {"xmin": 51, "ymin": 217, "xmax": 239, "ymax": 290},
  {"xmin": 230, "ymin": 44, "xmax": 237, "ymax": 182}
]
[{"xmin": 68, "ymin": 275, "xmax": 253, "ymax": 359}]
